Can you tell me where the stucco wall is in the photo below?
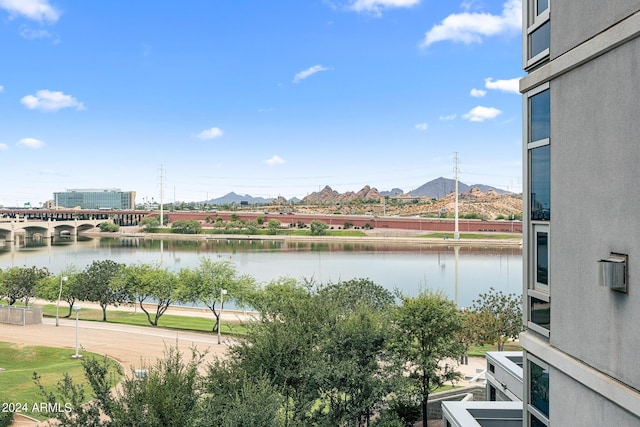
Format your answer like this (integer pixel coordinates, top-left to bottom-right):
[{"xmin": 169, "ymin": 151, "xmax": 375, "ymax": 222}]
[
  {"xmin": 552, "ymin": 2, "xmax": 640, "ymax": 59},
  {"xmin": 550, "ymin": 366, "xmax": 639, "ymax": 426},
  {"xmin": 551, "ymin": 37, "xmax": 640, "ymax": 390}
]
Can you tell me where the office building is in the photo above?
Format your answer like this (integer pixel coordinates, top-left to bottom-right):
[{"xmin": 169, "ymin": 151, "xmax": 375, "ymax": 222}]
[
  {"xmin": 521, "ymin": 2, "xmax": 640, "ymax": 426},
  {"xmin": 54, "ymin": 189, "xmax": 136, "ymax": 210}
]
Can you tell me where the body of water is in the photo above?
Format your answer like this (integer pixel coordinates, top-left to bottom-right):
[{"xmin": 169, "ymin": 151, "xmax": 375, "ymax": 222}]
[{"xmin": 0, "ymin": 236, "xmax": 522, "ymax": 308}]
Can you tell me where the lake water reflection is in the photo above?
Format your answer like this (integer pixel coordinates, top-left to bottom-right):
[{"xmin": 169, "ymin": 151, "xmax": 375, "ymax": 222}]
[{"xmin": 0, "ymin": 236, "xmax": 522, "ymax": 308}]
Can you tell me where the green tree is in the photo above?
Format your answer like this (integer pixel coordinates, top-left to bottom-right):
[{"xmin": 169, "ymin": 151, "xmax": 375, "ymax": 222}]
[
  {"xmin": 177, "ymin": 258, "xmax": 255, "ymax": 332},
  {"xmin": 196, "ymin": 360, "xmax": 284, "ymax": 427},
  {"xmin": 33, "ymin": 355, "xmax": 121, "ymax": 427},
  {"xmin": 36, "ymin": 267, "xmax": 82, "ymax": 318},
  {"xmin": 318, "ymin": 278, "xmax": 395, "ymax": 312},
  {"xmin": 1, "ymin": 266, "xmax": 50, "ymax": 306},
  {"xmin": 247, "ymin": 277, "xmax": 308, "ymax": 320},
  {"xmin": 311, "ymin": 279, "xmax": 395, "ymax": 426},
  {"xmin": 171, "ymin": 219, "xmax": 202, "ymax": 234},
  {"xmin": 139, "ymin": 216, "xmax": 160, "ymax": 231},
  {"xmin": 245, "ymin": 220, "xmax": 259, "ymax": 235},
  {"xmin": 310, "ymin": 220, "xmax": 328, "ymax": 235},
  {"xmin": 34, "ymin": 348, "xmax": 203, "ymax": 427},
  {"xmin": 98, "ymin": 221, "xmax": 120, "ymax": 232},
  {"xmin": 267, "ymin": 219, "xmax": 281, "ymax": 235},
  {"xmin": 390, "ymin": 290, "xmax": 465, "ymax": 424},
  {"xmin": 236, "ymin": 277, "xmax": 395, "ymax": 426},
  {"xmin": 231, "ymin": 283, "xmax": 319, "ymax": 425},
  {"xmin": 120, "ymin": 263, "xmax": 177, "ymax": 326},
  {"xmin": 79, "ymin": 260, "xmax": 125, "ymax": 321},
  {"xmin": 469, "ymin": 287, "xmax": 523, "ymax": 351},
  {"xmin": 0, "ymin": 411, "xmax": 12, "ymax": 427},
  {"xmin": 310, "ymin": 305, "xmax": 392, "ymax": 426}
]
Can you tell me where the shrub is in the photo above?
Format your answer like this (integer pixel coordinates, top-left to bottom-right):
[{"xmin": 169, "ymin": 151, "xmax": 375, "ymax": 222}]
[
  {"xmin": 310, "ymin": 221, "xmax": 328, "ymax": 236},
  {"xmin": 98, "ymin": 222, "xmax": 119, "ymax": 232}
]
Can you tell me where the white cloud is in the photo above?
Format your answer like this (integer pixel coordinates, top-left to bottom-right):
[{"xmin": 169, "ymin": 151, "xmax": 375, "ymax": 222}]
[
  {"xmin": 0, "ymin": 85, "xmax": 3, "ymax": 93},
  {"xmin": 421, "ymin": 0, "xmax": 521, "ymax": 47},
  {"xmin": 0, "ymin": 0, "xmax": 60, "ymax": 22},
  {"xmin": 460, "ymin": 0, "xmax": 481, "ymax": 12},
  {"xmin": 293, "ymin": 65, "xmax": 329, "ymax": 83},
  {"xmin": 21, "ymin": 90, "xmax": 85, "ymax": 112},
  {"xmin": 439, "ymin": 114, "xmax": 457, "ymax": 121},
  {"xmin": 20, "ymin": 27, "xmax": 52, "ymax": 39},
  {"xmin": 17, "ymin": 137, "xmax": 45, "ymax": 149},
  {"xmin": 264, "ymin": 155, "xmax": 285, "ymax": 166},
  {"xmin": 0, "ymin": 143, "xmax": 8, "ymax": 150},
  {"xmin": 463, "ymin": 106, "xmax": 502, "ymax": 122},
  {"xmin": 414, "ymin": 123, "xmax": 429, "ymax": 131},
  {"xmin": 349, "ymin": 0, "xmax": 420, "ymax": 16},
  {"xmin": 485, "ymin": 77, "xmax": 520, "ymax": 94},
  {"xmin": 194, "ymin": 127, "xmax": 224, "ymax": 140},
  {"xmin": 470, "ymin": 88, "xmax": 486, "ymax": 97}
]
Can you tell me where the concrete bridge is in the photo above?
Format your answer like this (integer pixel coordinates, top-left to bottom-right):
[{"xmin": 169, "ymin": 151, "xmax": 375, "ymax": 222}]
[{"xmin": 0, "ymin": 218, "xmax": 105, "ymax": 242}]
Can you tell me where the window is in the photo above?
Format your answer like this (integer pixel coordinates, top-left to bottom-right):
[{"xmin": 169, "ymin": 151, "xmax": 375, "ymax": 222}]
[
  {"xmin": 536, "ymin": 0, "xmax": 548, "ymax": 15},
  {"xmin": 529, "ymin": 89, "xmax": 550, "ymax": 143},
  {"xmin": 489, "ymin": 384, "xmax": 497, "ymax": 401},
  {"xmin": 536, "ymin": 231, "xmax": 548, "ymax": 285},
  {"xmin": 525, "ymin": 0, "xmax": 550, "ymax": 67},
  {"xmin": 530, "ymin": 21, "xmax": 550, "ymax": 60},
  {"xmin": 530, "ymin": 413, "xmax": 547, "ymax": 427},
  {"xmin": 530, "ymin": 146, "xmax": 550, "ymax": 220},
  {"xmin": 529, "ymin": 360, "xmax": 549, "ymax": 417},
  {"xmin": 530, "ymin": 296, "xmax": 550, "ymax": 330}
]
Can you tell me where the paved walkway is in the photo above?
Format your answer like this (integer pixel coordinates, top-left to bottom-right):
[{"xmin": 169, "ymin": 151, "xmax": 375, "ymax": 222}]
[{"xmin": 0, "ymin": 318, "xmax": 230, "ymax": 368}]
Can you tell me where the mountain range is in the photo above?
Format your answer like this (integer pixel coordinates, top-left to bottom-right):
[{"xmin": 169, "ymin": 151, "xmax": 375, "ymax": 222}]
[{"xmin": 204, "ymin": 177, "xmax": 510, "ymax": 205}]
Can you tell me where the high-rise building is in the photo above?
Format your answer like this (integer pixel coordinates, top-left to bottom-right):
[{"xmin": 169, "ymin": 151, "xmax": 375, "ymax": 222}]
[
  {"xmin": 54, "ymin": 188, "xmax": 136, "ymax": 210},
  {"xmin": 521, "ymin": 2, "xmax": 640, "ymax": 426}
]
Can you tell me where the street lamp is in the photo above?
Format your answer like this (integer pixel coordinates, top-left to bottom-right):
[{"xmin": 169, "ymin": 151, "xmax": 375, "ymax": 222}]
[
  {"xmin": 218, "ymin": 289, "xmax": 228, "ymax": 345},
  {"xmin": 55, "ymin": 275, "xmax": 68, "ymax": 327},
  {"xmin": 71, "ymin": 305, "xmax": 82, "ymax": 359}
]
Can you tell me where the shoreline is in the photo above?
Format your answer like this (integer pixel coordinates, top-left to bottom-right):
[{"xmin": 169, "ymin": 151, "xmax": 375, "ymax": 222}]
[{"xmin": 99, "ymin": 227, "xmax": 523, "ymax": 247}]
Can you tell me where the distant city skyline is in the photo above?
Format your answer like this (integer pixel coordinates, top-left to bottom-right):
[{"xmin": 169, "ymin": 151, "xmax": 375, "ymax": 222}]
[{"xmin": 0, "ymin": 0, "xmax": 523, "ymax": 207}]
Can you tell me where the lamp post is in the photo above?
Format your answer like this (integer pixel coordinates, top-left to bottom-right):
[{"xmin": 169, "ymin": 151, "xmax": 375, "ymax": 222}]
[
  {"xmin": 71, "ymin": 305, "xmax": 82, "ymax": 359},
  {"xmin": 218, "ymin": 289, "xmax": 227, "ymax": 345},
  {"xmin": 55, "ymin": 275, "xmax": 68, "ymax": 327}
]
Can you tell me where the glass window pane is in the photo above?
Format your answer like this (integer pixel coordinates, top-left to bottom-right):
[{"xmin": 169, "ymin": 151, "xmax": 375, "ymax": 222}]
[
  {"xmin": 530, "ymin": 361, "xmax": 549, "ymax": 417},
  {"xmin": 537, "ymin": 0, "xmax": 549, "ymax": 15},
  {"xmin": 530, "ymin": 296, "xmax": 550, "ymax": 330},
  {"xmin": 536, "ymin": 232, "xmax": 548, "ymax": 285},
  {"xmin": 530, "ymin": 146, "xmax": 550, "ymax": 220},
  {"xmin": 530, "ymin": 89, "xmax": 550, "ymax": 142},
  {"xmin": 531, "ymin": 413, "xmax": 547, "ymax": 427},
  {"xmin": 530, "ymin": 21, "xmax": 550, "ymax": 59}
]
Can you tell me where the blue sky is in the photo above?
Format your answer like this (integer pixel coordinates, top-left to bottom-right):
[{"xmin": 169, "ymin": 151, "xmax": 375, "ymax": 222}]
[{"xmin": 0, "ymin": 0, "xmax": 523, "ymax": 207}]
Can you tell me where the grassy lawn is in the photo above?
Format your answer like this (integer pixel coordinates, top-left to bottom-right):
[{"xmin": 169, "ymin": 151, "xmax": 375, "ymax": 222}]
[
  {"xmin": 40, "ymin": 304, "xmax": 249, "ymax": 336},
  {"xmin": 467, "ymin": 342, "xmax": 522, "ymax": 357},
  {"xmin": 0, "ymin": 342, "xmax": 121, "ymax": 421},
  {"xmin": 420, "ymin": 232, "xmax": 521, "ymax": 240}
]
